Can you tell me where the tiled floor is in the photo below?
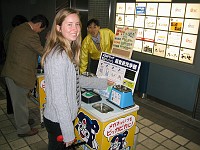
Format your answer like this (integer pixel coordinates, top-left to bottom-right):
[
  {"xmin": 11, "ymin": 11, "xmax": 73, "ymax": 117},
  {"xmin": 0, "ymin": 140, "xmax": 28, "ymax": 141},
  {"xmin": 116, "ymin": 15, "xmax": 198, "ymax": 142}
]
[{"xmin": 0, "ymin": 84, "xmax": 200, "ymax": 150}]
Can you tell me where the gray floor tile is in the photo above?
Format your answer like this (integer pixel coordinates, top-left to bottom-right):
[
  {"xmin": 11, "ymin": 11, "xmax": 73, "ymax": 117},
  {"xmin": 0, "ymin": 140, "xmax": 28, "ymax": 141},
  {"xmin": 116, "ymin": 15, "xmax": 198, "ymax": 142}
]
[
  {"xmin": 1, "ymin": 103, "xmax": 6, "ymax": 109},
  {"xmin": 142, "ymin": 138, "xmax": 159, "ymax": 149},
  {"xmin": 4, "ymin": 131, "xmax": 20, "ymax": 142},
  {"xmin": 172, "ymin": 135, "xmax": 189, "ymax": 146},
  {"xmin": 2, "ymin": 91, "xmax": 6, "ymax": 97},
  {"xmin": 9, "ymin": 139, "xmax": 28, "ymax": 150},
  {"xmin": 0, "ymin": 99, "xmax": 6, "ymax": 104},
  {"xmin": 185, "ymin": 141, "xmax": 200, "ymax": 150},
  {"xmin": 139, "ymin": 118, "xmax": 154, "ymax": 126},
  {"xmin": 10, "ymin": 118, "xmax": 16, "ymax": 127},
  {"xmin": 29, "ymin": 140, "xmax": 48, "ymax": 150},
  {"xmin": 176, "ymin": 147, "xmax": 189, "ymax": 150},
  {"xmin": 18, "ymin": 146, "xmax": 31, "ymax": 150},
  {"xmin": 136, "ymin": 122, "xmax": 145, "ymax": 129},
  {"xmin": 140, "ymin": 127, "xmax": 156, "ymax": 136},
  {"xmin": 149, "ymin": 123, "xmax": 164, "ymax": 132},
  {"xmin": 0, "ymin": 135, "xmax": 7, "ymax": 145},
  {"xmin": 162, "ymin": 139, "xmax": 180, "ymax": 150},
  {"xmin": 136, "ymin": 97, "xmax": 200, "ymax": 142},
  {"xmin": 7, "ymin": 114, "xmax": 14, "ymax": 119},
  {"xmin": 0, "ymin": 143, "xmax": 12, "ymax": 150},
  {"xmin": 150, "ymin": 133, "xmax": 167, "ymax": 143},
  {"xmin": 38, "ymin": 130, "xmax": 48, "ymax": 140},
  {"xmin": 137, "ymin": 115, "xmax": 144, "ymax": 121},
  {"xmin": 160, "ymin": 129, "xmax": 176, "ymax": 138},
  {"xmin": 173, "ymin": 126, "xmax": 200, "ymax": 145},
  {"xmin": 1, "ymin": 125, "xmax": 16, "ymax": 135},
  {"xmin": 0, "ymin": 114, "xmax": 8, "ymax": 122},
  {"xmin": 0, "ymin": 109, "xmax": 4, "ymax": 115},
  {"xmin": 0, "ymin": 94, "xmax": 5, "ymax": 100},
  {"xmin": 138, "ymin": 133, "xmax": 148, "ymax": 142},
  {"xmin": 136, "ymin": 143, "xmax": 150, "ymax": 150},
  {"xmin": 154, "ymin": 145, "xmax": 169, "ymax": 150},
  {"xmin": 44, "ymin": 139, "xmax": 48, "ymax": 144},
  {"xmin": 0, "ymin": 120, "xmax": 12, "ymax": 128},
  {"xmin": 24, "ymin": 134, "xmax": 42, "ymax": 145}
]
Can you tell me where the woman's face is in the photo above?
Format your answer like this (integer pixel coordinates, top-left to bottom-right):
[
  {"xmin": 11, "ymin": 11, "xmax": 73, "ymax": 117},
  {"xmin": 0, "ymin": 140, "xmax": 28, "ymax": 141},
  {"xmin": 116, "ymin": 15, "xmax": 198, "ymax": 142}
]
[
  {"xmin": 57, "ymin": 13, "xmax": 81, "ymax": 42},
  {"xmin": 87, "ymin": 22, "xmax": 100, "ymax": 38}
]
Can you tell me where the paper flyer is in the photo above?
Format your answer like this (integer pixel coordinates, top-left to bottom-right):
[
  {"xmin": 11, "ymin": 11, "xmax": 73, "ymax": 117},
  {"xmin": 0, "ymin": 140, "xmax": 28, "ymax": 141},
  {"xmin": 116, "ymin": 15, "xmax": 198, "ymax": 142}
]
[
  {"xmin": 94, "ymin": 52, "xmax": 141, "ymax": 98},
  {"xmin": 112, "ymin": 27, "xmax": 138, "ymax": 58}
]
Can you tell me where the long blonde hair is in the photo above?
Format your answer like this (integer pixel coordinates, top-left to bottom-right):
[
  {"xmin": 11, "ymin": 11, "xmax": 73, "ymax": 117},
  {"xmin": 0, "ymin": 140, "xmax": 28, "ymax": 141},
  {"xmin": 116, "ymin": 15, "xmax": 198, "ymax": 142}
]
[{"xmin": 41, "ymin": 8, "xmax": 82, "ymax": 66}]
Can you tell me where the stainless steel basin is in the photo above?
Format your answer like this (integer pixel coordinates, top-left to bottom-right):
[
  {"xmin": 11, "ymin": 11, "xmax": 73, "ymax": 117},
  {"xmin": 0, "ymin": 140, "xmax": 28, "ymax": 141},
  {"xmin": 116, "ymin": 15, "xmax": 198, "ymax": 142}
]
[{"xmin": 92, "ymin": 103, "xmax": 114, "ymax": 113}]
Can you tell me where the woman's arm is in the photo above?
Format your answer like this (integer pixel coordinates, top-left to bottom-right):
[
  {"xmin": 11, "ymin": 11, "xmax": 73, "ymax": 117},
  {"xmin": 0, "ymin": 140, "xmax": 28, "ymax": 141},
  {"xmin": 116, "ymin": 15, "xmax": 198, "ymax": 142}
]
[{"xmin": 79, "ymin": 75, "xmax": 111, "ymax": 90}]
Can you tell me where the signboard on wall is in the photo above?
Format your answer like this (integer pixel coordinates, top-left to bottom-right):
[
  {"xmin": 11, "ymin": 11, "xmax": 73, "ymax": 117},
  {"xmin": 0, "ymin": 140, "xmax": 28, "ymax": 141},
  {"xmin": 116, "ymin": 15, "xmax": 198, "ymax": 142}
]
[
  {"xmin": 112, "ymin": 27, "xmax": 138, "ymax": 58},
  {"xmin": 94, "ymin": 52, "xmax": 141, "ymax": 98},
  {"xmin": 115, "ymin": 2, "xmax": 200, "ymax": 64}
]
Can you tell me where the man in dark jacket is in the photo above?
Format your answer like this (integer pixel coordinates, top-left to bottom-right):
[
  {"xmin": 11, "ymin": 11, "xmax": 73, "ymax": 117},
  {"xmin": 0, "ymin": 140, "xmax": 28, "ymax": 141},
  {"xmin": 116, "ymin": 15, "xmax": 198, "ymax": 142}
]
[
  {"xmin": 1, "ymin": 14, "xmax": 49, "ymax": 137},
  {"xmin": 4, "ymin": 15, "xmax": 28, "ymax": 115}
]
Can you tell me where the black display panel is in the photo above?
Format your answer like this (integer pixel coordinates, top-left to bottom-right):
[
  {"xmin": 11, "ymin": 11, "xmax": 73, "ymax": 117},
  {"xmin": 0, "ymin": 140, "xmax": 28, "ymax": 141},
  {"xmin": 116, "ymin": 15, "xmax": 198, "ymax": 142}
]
[{"xmin": 125, "ymin": 69, "xmax": 136, "ymax": 81}]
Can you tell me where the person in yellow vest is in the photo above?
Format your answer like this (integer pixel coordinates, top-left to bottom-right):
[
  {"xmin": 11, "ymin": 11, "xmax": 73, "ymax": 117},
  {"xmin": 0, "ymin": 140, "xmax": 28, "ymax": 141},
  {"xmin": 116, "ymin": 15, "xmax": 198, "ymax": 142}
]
[{"xmin": 80, "ymin": 18, "xmax": 115, "ymax": 74}]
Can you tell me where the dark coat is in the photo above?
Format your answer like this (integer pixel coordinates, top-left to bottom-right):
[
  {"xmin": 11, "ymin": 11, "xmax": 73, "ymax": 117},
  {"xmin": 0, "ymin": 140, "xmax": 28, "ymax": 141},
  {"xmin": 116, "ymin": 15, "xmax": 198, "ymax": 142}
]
[{"xmin": 1, "ymin": 22, "xmax": 44, "ymax": 89}]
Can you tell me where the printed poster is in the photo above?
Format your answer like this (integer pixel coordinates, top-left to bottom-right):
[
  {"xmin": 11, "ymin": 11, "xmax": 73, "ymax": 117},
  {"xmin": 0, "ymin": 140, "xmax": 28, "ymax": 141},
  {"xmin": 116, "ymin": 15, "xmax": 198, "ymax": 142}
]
[
  {"xmin": 116, "ymin": 3, "xmax": 125, "ymax": 14},
  {"xmin": 185, "ymin": 4, "xmax": 200, "ymax": 19},
  {"xmin": 181, "ymin": 34, "xmax": 197, "ymax": 49},
  {"xmin": 179, "ymin": 48, "xmax": 195, "ymax": 64},
  {"xmin": 135, "ymin": 28, "xmax": 144, "ymax": 40},
  {"xmin": 167, "ymin": 32, "xmax": 182, "ymax": 47},
  {"xmin": 135, "ymin": 3, "xmax": 146, "ymax": 15},
  {"xmin": 153, "ymin": 43, "xmax": 166, "ymax": 57},
  {"xmin": 155, "ymin": 30, "xmax": 168, "ymax": 44},
  {"xmin": 94, "ymin": 52, "xmax": 141, "ymax": 98},
  {"xmin": 115, "ymin": 14, "xmax": 124, "ymax": 25},
  {"xmin": 145, "ymin": 16, "xmax": 157, "ymax": 29},
  {"xmin": 169, "ymin": 18, "xmax": 184, "ymax": 32},
  {"xmin": 171, "ymin": 3, "xmax": 186, "ymax": 18},
  {"xmin": 125, "ymin": 3, "xmax": 135, "ymax": 14},
  {"xmin": 134, "ymin": 15, "xmax": 145, "ymax": 28},
  {"xmin": 133, "ymin": 40, "xmax": 143, "ymax": 52},
  {"xmin": 158, "ymin": 3, "xmax": 171, "ymax": 16},
  {"xmin": 142, "ymin": 41, "xmax": 154, "ymax": 54},
  {"xmin": 143, "ymin": 29, "xmax": 155, "ymax": 42},
  {"xmin": 156, "ymin": 17, "xmax": 170, "ymax": 31},
  {"xmin": 146, "ymin": 3, "xmax": 158, "ymax": 16},
  {"xmin": 165, "ymin": 45, "xmax": 179, "ymax": 60},
  {"xmin": 125, "ymin": 15, "xmax": 134, "ymax": 26},
  {"xmin": 183, "ymin": 19, "xmax": 200, "ymax": 34},
  {"xmin": 112, "ymin": 27, "xmax": 138, "ymax": 58}
]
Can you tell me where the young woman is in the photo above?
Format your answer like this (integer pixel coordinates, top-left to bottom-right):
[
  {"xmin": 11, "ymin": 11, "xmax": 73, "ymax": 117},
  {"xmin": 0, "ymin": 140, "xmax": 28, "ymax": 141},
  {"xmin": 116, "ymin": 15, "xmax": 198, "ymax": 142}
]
[{"xmin": 41, "ymin": 8, "xmax": 113, "ymax": 150}]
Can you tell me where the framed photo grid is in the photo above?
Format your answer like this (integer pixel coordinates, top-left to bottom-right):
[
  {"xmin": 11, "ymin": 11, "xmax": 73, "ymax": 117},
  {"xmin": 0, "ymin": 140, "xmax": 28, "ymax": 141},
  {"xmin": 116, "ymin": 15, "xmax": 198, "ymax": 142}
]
[{"xmin": 115, "ymin": 2, "xmax": 200, "ymax": 64}]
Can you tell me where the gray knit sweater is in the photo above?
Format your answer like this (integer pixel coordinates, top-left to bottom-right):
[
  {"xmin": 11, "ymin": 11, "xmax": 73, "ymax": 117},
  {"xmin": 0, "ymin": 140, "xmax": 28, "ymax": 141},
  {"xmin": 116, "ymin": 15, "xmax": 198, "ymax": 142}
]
[{"xmin": 43, "ymin": 46, "xmax": 107, "ymax": 143}]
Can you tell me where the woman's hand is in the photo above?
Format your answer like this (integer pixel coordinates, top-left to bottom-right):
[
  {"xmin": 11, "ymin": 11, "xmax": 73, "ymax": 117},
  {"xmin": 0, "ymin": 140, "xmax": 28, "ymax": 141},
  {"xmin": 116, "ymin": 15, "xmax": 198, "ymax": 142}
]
[
  {"xmin": 107, "ymin": 80, "xmax": 115, "ymax": 86},
  {"xmin": 65, "ymin": 140, "xmax": 74, "ymax": 147}
]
